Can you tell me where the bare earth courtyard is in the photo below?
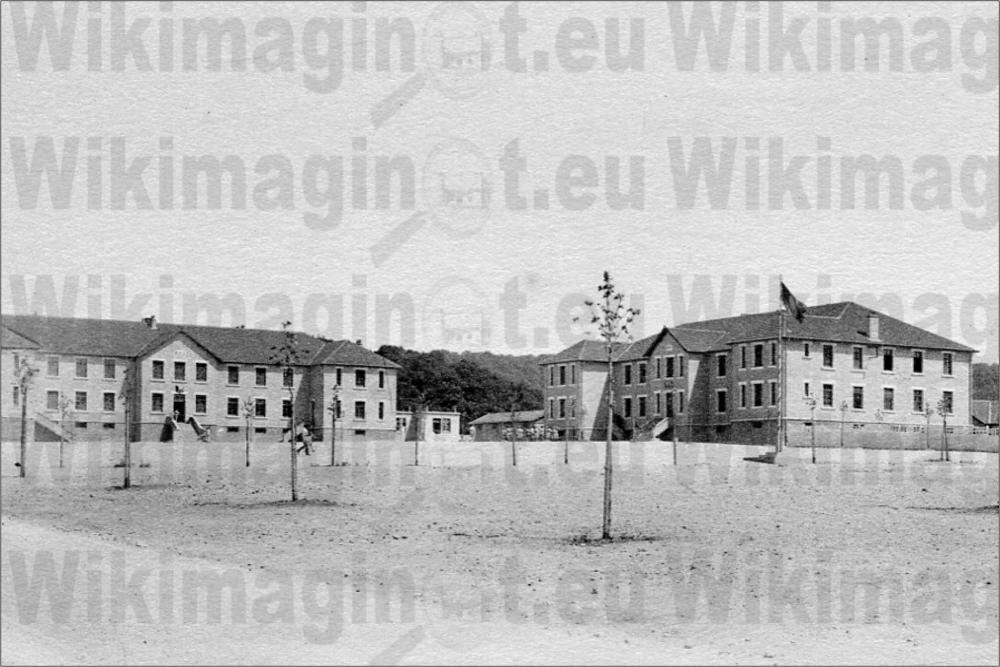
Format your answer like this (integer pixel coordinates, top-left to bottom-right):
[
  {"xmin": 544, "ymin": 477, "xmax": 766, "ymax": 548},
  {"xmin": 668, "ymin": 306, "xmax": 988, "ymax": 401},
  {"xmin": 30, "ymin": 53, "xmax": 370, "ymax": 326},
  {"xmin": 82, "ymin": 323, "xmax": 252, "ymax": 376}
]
[{"xmin": 1, "ymin": 439, "xmax": 997, "ymax": 665}]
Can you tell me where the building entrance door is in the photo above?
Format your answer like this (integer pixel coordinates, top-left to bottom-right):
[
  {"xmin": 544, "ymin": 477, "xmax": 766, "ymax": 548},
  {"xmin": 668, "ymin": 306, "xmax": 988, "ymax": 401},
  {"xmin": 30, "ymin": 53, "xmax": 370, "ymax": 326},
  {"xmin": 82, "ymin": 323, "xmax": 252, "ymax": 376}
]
[{"xmin": 173, "ymin": 393, "xmax": 186, "ymax": 423}]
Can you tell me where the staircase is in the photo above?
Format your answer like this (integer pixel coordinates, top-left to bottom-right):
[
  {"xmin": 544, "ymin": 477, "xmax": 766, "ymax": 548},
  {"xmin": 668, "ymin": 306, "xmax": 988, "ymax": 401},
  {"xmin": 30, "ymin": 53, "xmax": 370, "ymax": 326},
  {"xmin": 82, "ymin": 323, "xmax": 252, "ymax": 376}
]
[
  {"xmin": 34, "ymin": 412, "xmax": 74, "ymax": 442},
  {"xmin": 651, "ymin": 417, "xmax": 671, "ymax": 440}
]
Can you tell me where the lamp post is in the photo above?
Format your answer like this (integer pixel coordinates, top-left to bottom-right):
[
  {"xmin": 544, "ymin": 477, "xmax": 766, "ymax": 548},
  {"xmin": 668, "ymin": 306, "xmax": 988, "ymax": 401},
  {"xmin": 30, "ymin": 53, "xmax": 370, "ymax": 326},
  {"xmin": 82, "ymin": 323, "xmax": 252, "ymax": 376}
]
[
  {"xmin": 242, "ymin": 398, "xmax": 254, "ymax": 467},
  {"xmin": 804, "ymin": 395, "xmax": 817, "ymax": 464},
  {"xmin": 328, "ymin": 385, "xmax": 340, "ymax": 466},
  {"xmin": 839, "ymin": 400, "xmax": 849, "ymax": 448}
]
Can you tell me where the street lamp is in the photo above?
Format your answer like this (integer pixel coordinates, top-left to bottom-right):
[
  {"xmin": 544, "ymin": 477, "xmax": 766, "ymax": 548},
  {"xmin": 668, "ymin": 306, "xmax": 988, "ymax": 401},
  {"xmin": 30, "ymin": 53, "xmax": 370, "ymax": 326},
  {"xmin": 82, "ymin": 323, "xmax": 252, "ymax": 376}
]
[
  {"xmin": 804, "ymin": 395, "xmax": 817, "ymax": 463},
  {"xmin": 327, "ymin": 385, "xmax": 340, "ymax": 466}
]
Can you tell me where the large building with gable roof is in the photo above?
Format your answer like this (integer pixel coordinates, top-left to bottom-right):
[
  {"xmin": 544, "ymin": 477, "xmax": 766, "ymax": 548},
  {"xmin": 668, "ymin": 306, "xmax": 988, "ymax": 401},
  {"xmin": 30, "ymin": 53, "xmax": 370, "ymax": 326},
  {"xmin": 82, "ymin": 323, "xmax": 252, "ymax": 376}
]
[
  {"xmin": 540, "ymin": 302, "xmax": 976, "ymax": 445},
  {"xmin": 1, "ymin": 314, "xmax": 401, "ymax": 443}
]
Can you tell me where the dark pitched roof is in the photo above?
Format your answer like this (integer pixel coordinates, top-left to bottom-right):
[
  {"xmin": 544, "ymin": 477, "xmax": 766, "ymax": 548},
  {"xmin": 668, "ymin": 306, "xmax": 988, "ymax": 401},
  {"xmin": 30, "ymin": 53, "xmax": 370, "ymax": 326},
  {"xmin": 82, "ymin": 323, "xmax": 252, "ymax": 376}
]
[
  {"xmin": 0, "ymin": 314, "xmax": 399, "ymax": 368},
  {"xmin": 2, "ymin": 326, "xmax": 39, "ymax": 349},
  {"xmin": 972, "ymin": 400, "xmax": 999, "ymax": 425},
  {"xmin": 540, "ymin": 339, "xmax": 625, "ymax": 364},
  {"xmin": 310, "ymin": 339, "xmax": 401, "ymax": 369},
  {"xmin": 671, "ymin": 301, "xmax": 975, "ymax": 353},
  {"xmin": 469, "ymin": 409, "xmax": 545, "ymax": 425}
]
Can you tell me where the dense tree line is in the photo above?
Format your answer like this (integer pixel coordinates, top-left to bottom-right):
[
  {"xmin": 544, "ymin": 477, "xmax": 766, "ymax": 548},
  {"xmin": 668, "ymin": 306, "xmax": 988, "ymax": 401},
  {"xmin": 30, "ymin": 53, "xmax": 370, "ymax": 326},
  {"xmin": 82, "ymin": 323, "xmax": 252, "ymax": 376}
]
[
  {"xmin": 376, "ymin": 346, "xmax": 542, "ymax": 432},
  {"xmin": 973, "ymin": 363, "xmax": 999, "ymax": 400}
]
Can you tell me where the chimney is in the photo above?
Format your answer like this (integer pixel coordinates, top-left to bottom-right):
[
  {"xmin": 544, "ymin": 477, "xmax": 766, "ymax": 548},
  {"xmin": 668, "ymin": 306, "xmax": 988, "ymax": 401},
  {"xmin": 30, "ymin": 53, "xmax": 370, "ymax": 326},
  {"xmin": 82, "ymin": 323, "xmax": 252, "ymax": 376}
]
[
  {"xmin": 143, "ymin": 315, "xmax": 158, "ymax": 330},
  {"xmin": 868, "ymin": 313, "xmax": 879, "ymax": 341}
]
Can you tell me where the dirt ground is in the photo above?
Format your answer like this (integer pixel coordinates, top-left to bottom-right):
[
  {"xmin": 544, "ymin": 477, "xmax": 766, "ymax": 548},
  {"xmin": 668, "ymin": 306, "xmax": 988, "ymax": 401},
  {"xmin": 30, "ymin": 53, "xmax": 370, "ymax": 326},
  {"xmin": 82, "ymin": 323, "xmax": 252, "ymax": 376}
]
[{"xmin": 2, "ymin": 439, "xmax": 998, "ymax": 665}]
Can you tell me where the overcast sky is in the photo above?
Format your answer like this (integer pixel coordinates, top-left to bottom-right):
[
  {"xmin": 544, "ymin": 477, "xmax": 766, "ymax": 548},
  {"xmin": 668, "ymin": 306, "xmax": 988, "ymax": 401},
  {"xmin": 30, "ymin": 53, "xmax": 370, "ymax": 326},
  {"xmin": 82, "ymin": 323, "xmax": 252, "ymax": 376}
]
[{"xmin": 3, "ymin": 1, "xmax": 997, "ymax": 360}]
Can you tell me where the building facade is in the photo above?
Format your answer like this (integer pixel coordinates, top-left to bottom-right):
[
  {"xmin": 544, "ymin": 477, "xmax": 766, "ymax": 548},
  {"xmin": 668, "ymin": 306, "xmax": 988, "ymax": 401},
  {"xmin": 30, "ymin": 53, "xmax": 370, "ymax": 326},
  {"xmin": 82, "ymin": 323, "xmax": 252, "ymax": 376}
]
[
  {"xmin": 541, "ymin": 302, "xmax": 976, "ymax": 445},
  {"xmin": 1, "ymin": 315, "xmax": 401, "ymax": 444}
]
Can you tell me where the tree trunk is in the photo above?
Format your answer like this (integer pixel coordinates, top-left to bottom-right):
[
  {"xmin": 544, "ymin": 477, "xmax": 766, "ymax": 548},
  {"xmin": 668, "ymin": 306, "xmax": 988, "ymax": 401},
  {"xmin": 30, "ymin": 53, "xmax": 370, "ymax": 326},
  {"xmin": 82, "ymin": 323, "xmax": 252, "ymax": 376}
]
[
  {"xmin": 330, "ymin": 416, "xmax": 336, "ymax": 466},
  {"xmin": 245, "ymin": 420, "xmax": 250, "ymax": 467},
  {"xmin": 602, "ymin": 353, "xmax": 613, "ymax": 540},
  {"xmin": 19, "ymin": 389, "xmax": 28, "ymax": 478}
]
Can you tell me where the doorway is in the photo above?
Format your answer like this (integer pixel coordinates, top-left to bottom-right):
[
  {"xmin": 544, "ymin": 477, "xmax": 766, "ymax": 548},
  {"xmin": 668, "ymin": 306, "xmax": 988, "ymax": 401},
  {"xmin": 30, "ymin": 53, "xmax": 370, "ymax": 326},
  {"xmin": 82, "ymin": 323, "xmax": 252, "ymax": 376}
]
[{"xmin": 173, "ymin": 393, "xmax": 186, "ymax": 423}]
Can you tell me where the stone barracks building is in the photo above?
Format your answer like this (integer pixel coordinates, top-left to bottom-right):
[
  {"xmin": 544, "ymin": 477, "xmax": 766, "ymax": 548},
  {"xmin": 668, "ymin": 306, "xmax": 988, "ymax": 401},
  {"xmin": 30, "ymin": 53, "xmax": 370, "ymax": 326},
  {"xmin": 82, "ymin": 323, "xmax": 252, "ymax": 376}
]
[
  {"xmin": 1, "ymin": 314, "xmax": 400, "ymax": 444},
  {"xmin": 540, "ymin": 302, "xmax": 976, "ymax": 446}
]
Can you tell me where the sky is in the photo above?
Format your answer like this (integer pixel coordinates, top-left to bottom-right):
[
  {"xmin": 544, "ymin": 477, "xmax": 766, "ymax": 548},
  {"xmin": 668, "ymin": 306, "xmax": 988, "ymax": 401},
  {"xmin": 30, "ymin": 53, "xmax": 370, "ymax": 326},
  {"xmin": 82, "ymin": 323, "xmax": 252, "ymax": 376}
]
[{"xmin": 2, "ymin": 1, "xmax": 998, "ymax": 360}]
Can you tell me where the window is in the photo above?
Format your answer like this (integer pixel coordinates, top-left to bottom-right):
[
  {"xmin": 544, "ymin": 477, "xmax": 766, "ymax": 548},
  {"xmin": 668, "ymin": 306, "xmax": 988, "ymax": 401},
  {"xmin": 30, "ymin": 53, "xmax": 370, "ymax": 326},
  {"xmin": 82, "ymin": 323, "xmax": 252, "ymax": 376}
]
[
  {"xmin": 716, "ymin": 354, "xmax": 727, "ymax": 377},
  {"xmin": 912, "ymin": 389, "xmax": 924, "ymax": 413},
  {"xmin": 942, "ymin": 353, "xmax": 953, "ymax": 376},
  {"xmin": 570, "ymin": 365, "xmax": 576, "ymax": 384},
  {"xmin": 804, "ymin": 381, "xmax": 810, "ymax": 397},
  {"xmin": 740, "ymin": 345, "xmax": 747, "ymax": 369},
  {"xmin": 912, "ymin": 350, "xmax": 923, "ymax": 374},
  {"xmin": 638, "ymin": 362, "xmax": 647, "ymax": 384},
  {"xmin": 282, "ymin": 398, "xmax": 292, "ymax": 418},
  {"xmin": 432, "ymin": 417, "xmax": 452, "ymax": 434},
  {"xmin": 769, "ymin": 380, "xmax": 777, "ymax": 406},
  {"xmin": 852, "ymin": 386, "xmax": 864, "ymax": 409},
  {"xmin": 255, "ymin": 398, "xmax": 267, "ymax": 417},
  {"xmin": 570, "ymin": 400, "xmax": 576, "ymax": 417},
  {"xmin": 103, "ymin": 392, "xmax": 115, "ymax": 412},
  {"xmin": 549, "ymin": 366, "xmax": 554, "ymax": 386},
  {"xmin": 195, "ymin": 362, "xmax": 208, "ymax": 382},
  {"xmin": 752, "ymin": 382, "xmax": 763, "ymax": 408},
  {"xmin": 151, "ymin": 392, "xmax": 164, "ymax": 413},
  {"xmin": 355, "ymin": 369, "xmax": 366, "ymax": 388},
  {"xmin": 770, "ymin": 342, "xmax": 777, "ymax": 366},
  {"xmin": 823, "ymin": 345, "xmax": 835, "ymax": 368},
  {"xmin": 46, "ymin": 390, "xmax": 59, "ymax": 410},
  {"xmin": 638, "ymin": 396, "xmax": 647, "ymax": 418},
  {"xmin": 74, "ymin": 358, "xmax": 87, "ymax": 378},
  {"xmin": 716, "ymin": 389, "xmax": 728, "ymax": 413},
  {"xmin": 152, "ymin": 360, "xmax": 164, "ymax": 380},
  {"xmin": 665, "ymin": 356, "xmax": 674, "ymax": 378},
  {"xmin": 623, "ymin": 397, "xmax": 632, "ymax": 418},
  {"xmin": 677, "ymin": 391, "xmax": 685, "ymax": 413},
  {"xmin": 665, "ymin": 391, "xmax": 674, "ymax": 418},
  {"xmin": 655, "ymin": 357, "xmax": 662, "ymax": 378},
  {"xmin": 678, "ymin": 356, "xmax": 685, "ymax": 378},
  {"xmin": 12, "ymin": 387, "xmax": 19, "ymax": 406},
  {"xmin": 853, "ymin": 346, "xmax": 864, "ymax": 370},
  {"xmin": 822, "ymin": 384, "xmax": 834, "ymax": 407},
  {"xmin": 103, "ymin": 359, "xmax": 116, "ymax": 379},
  {"xmin": 103, "ymin": 423, "xmax": 115, "ymax": 430},
  {"xmin": 623, "ymin": 364, "xmax": 632, "ymax": 385},
  {"xmin": 227, "ymin": 398, "xmax": 239, "ymax": 417},
  {"xmin": 655, "ymin": 392, "xmax": 662, "ymax": 414},
  {"xmin": 941, "ymin": 391, "xmax": 953, "ymax": 414},
  {"xmin": 883, "ymin": 388, "xmax": 894, "ymax": 411},
  {"xmin": 739, "ymin": 384, "xmax": 747, "ymax": 409},
  {"xmin": 548, "ymin": 398, "xmax": 555, "ymax": 419},
  {"xmin": 283, "ymin": 368, "xmax": 294, "ymax": 388},
  {"xmin": 75, "ymin": 391, "xmax": 87, "ymax": 410},
  {"xmin": 227, "ymin": 365, "xmax": 239, "ymax": 384},
  {"xmin": 195, "ymin": 394, "xmax": 207, "ymax": 414},
  {"xmin": 883, "ymin": 348, "xmax": 894, "ymax": 372},
  {"xmin": 174, "ymin": 361, "xmax": 186, "ymax": 382},
  {"xmin": 255, "ymin": 367, "xmax": 267, "ymax": 386},
  {"xmin": 378, "ymin": 401, "xmax": 385, "ymax": 420},
  {"xmin": 753, "ymin": 344, "xmax": 764, "ymax": 368},
  {"xmin": 335, "ymin": 400, "xmax": 342, "ymax": 418},
  {"xmin": 803, "ymin": 342, "xmax": 811, "ymax": 358},
  {"xmin": 47, "ymin": 356, "xmax": 59, "ymax": 377},
  {"xmin": 378, "ymin": 370, "xmax": 385, "ymax": 389},
  {"xmin": 354, "ymin": 400, "xmax": 366, "ymax": 419},
  {"xmin": 559, "ymin": 365, "xmax": 566, "ymax": 385},
  {"xmin": 559, "ymin": 398, "xmax": 566, "ymax": 419},
  {"xmin": 336, "ymin": 368, "xmax": 343, "ymax": 386}
]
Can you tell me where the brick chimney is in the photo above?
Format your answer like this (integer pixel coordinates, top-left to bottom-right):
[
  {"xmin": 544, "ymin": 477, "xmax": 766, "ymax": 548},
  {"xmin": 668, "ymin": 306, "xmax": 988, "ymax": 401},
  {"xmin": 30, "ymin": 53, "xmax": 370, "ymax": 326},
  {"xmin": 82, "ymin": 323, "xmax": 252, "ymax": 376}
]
[
  {"xmin": 867, "ymin": 313, "xmax": 879, "ymax": 342},
  {"xmin": 143, "ymin": 315, "xmax": 157, "ymax": 330}
]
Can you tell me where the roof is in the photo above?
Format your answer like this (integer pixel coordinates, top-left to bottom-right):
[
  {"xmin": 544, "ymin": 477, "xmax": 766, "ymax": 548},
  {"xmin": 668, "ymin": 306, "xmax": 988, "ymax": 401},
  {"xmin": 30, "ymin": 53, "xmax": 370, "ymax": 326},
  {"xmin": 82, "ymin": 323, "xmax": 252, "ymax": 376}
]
[
  {"xmin": 972, "ymin": 400, "xmax": 999, "ymax": 425},
  {"xmin": 469, "ymin": 409, "xmax": 545, "ymax": 425},
  {"xmin": 543, "ymin": 301, "xmax": 975, "ymax": 363},
  {"xmin": 540, "ymin": 339, "xmax": 625, "ymax": 364},
  {"xmin": 0, "ymin": 314, "xmax": 399, "ymax": 368},
  {"xmin": 2, "ymin": 326, "xmax": 40, "ymax": 349}
]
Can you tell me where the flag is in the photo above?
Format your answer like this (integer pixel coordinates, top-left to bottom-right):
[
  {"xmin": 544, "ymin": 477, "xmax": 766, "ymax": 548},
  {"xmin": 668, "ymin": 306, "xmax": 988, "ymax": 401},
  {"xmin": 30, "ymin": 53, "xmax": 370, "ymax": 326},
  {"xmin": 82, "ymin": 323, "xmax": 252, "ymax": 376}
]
[{"xmin": 780, "ymin": 282, "xmax": 807, "ymax": 322}]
